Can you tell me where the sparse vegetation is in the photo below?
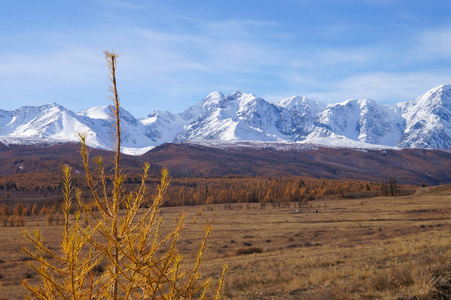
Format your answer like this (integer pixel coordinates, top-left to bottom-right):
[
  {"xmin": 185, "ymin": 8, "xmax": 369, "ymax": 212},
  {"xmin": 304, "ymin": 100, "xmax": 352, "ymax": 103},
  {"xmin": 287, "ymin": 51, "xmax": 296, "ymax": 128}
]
[
  {"xmin": 0, "ymin": 186, "xmax": 449, "ymax": 298},
  {"xmin": 235, "ymin": 247, "xmax": 263, "ymax": 255}
]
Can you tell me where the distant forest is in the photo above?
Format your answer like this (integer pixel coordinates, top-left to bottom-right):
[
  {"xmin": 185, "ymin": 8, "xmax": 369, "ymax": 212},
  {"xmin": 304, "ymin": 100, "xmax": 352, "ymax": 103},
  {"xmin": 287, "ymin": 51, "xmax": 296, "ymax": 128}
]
[{"xmin": 0, "ymin": 171, "xmax": 412, "ymax": 209}]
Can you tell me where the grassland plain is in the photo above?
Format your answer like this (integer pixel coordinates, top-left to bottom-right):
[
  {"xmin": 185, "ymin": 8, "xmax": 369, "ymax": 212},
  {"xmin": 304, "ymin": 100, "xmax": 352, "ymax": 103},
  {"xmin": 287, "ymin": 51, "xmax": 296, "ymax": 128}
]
[{"xmin": 0, "ymin": 185, "xmax": 450, "ymax": 299}]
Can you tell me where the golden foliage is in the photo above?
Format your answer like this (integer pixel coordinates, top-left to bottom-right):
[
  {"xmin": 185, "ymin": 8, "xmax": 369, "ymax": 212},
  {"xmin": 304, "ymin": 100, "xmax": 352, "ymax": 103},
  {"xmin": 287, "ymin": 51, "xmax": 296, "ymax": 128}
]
[{"xmin": 22, "ymin": 51, "xmax": 226, "ymax": 299}]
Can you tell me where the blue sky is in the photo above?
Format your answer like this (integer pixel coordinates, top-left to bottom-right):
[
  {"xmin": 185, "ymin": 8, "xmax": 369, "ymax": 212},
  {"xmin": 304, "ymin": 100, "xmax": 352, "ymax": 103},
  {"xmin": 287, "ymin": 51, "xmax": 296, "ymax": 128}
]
[{"xmin": 2, "ymin": 0, "xmax": 451, "ymax": 117}]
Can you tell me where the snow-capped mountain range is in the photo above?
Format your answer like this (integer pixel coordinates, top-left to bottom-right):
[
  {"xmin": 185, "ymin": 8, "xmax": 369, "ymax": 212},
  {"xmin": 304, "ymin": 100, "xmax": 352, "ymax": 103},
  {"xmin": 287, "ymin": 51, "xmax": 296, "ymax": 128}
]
[{"xmin": 0, "ymin": 85, "xmax": 450, "ymax": 155}]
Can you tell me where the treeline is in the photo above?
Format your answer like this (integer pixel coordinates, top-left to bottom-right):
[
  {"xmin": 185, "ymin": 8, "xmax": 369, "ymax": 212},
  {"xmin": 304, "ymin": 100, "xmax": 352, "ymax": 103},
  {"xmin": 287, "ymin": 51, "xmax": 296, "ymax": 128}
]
[
  {"xmin": 0, "ymin": 202, "xmax": 64, "ymax": 227},
  {"xmin": 380, "ymin": 176, "xmax": 400, "ymax": 197},
  {"xmin": 159, "ymin": 176, "xmax": 392, "ymax": 207},
  {"xmin": 0, "ymin": 172, "xmax": 63, "ymax": 193},
  {"xmin": 0, "ymin": 202, "xmax": 28, "ymax": 226},
  {"xmin": 0, "ymin": 175, "xmax": 390, "ymax": 227},
  {"xmin": 0, "ymin": 173, "xmax": 413, "ymax": 215}
]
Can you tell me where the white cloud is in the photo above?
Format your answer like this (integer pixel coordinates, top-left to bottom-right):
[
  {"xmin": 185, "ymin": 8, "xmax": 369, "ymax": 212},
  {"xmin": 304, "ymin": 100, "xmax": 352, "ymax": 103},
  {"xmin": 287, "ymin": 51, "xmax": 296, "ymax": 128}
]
[
  {"xmin": 304, "ymin": 72, "xmax": 451, "ymax": 103},
  {"xmin": 119, "ymin": 18, "xmax": 289, "ymax": 80},
  {"xmin": 415, "ymin": 27, "xmax": 451, "ymax": 59}
]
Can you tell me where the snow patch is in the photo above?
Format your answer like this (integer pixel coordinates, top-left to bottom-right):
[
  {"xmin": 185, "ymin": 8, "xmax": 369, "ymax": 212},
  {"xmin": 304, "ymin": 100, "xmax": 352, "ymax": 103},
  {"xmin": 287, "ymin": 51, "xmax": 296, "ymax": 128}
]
[
  {"xmin": 121, "ymin": 146, "xmax": 155, "ymax": 156},
  {"xmin": 78, "ymin": 106, "xmax": 111, "ymax": 119}
]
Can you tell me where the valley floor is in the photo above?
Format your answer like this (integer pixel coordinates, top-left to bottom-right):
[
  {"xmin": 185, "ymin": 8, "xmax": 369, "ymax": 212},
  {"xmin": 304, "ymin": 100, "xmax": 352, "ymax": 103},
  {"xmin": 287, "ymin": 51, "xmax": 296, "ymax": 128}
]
[{"xmin": 0, "ymin": 186, "xmax": 450, "ymax": 299}]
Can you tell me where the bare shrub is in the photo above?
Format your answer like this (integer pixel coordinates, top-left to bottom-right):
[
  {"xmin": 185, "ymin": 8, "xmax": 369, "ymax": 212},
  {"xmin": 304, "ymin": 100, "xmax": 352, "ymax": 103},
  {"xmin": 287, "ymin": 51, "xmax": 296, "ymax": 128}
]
[
  {"xmin": 0, "ymin": 204, "xmax": 11, "ymax": 216},
  {"xmin": 8, "ymin": 215, "xmax": 14, "ymax": 227},
  {"xmin": 45, "ymin": 213, "xmax": 53, "ymax": 226},
  {"xmin": 31, "ymin": 203, "xmax": 39, "ymax": 215},
  {"xmin": 16, "ymin": 215, "xmax": 24, "ymax": 227},
  {"xmin": 91, "ymin": 264, "xmax": 105, "ymax": 275},
  {"xmin": 13, "ymin": 202, "xmax": 24, "ymax": 216},
  {"xmin": 236, "ymin": 247, "xmax": 263, "ymax": 255}
]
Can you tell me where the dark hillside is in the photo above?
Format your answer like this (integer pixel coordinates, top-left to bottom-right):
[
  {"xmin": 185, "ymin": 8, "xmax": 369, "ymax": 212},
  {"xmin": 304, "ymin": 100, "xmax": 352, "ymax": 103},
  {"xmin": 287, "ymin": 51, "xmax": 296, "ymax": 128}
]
[
  {"xmin": 0, "ymin": 142, "xmax": 449, "ymax": 185},
  {"xmin": 143, "ymin": 144, "xmax": 451, "ymax": 185}
]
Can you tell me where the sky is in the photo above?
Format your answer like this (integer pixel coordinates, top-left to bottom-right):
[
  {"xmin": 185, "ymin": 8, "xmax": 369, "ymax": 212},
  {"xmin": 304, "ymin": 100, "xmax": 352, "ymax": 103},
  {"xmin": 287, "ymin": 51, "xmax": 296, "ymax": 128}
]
[{"xmin": 2, "ymin": 0, "xmax": 451, "ymax": 117}]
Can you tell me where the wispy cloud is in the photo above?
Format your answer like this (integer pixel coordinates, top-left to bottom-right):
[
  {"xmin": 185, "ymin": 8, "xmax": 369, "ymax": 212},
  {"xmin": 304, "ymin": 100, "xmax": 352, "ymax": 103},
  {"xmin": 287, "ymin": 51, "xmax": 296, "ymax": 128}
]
[
  {"xmin": 94, "ymin": 0, "xmax": 151, "ymax": 9},
  {"xmin": 0, "ymin": 46, "xmax": 106, "ymax": 110},
  {"xmin": 117, "ymin": 17, "xmax": 289, "ymax": 84},
  {"xmin": 2, "ymin": 1, "xmax": 451, "ymax": 116},
  {"xmin": 304, "ymin": 72, "xmax": 451, "ymax": 103},
  {"xmin": 415, "ymin": 27, "xmax": 451, "ymax": 59}
]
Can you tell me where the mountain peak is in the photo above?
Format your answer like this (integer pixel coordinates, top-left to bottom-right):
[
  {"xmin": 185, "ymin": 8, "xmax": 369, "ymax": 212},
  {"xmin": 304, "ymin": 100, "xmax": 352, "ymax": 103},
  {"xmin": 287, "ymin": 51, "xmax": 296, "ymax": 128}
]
[
  {"xmin": 205, "ymin": 91, "xmax": 224, "ymax": 101},
  {"xmin": 231, "ymin": 90, "xmax": 244, "ymax": 97},
  {"xmin": 413, "ymin": 84, "xmax": 451, "ymax": 108},
  {"xmin": 435, "ymin": 84, "xmax": 451, "ymax": 91},
  {"xmin": 421, "ymin": 84, "xmax": 451, "ymax": 97},
  {"xmin": 78, "ymin": 106, "xmax": 111, "ymax": 119},
  {"xmin": 341, "ymin": 98, "xmax": 378, "ymax": 108},
  {"xmin": 0, "ymin": 85, "xmax": 450, "ymax": 153},
  {"xmin": 276, "ymin": 96, "xmax": 326, "ymax": 112}
]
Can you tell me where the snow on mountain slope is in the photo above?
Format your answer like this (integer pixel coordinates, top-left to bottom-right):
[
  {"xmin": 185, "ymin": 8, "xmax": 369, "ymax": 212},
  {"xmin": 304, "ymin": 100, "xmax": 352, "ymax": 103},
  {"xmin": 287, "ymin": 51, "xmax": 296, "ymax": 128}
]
[
  {"xmin": 313, "ymin": 99, "xmax": 404, "ymax": 146},
  {"xmin": 0, "ymin": 104, "xmax": 158, "ymax": 154},
  {"xmin": 275, "ymin": 96, "xmax": 326, "ymax": 139},
  {"xmin": 78, "ymin": 106, "xmax": 111, "ymax": 119},
  {"xmin": 5, "ymin": 104, "xmax": 94, "ymax": 142},
  {"xmin": 398, "ymin": 84, "xmax": 451, "ymax": 148},
  {"xmin": 355, "ymin": 101, "xmax": 404, "ymax": 146},
  {"xmin": 0, "ymin": 84, "xmax": 450, "ymax": 153},
  {"xmin": 0, "ymin": 109, "xmax": 15, "ymax": 133},
  {"xmin": 138, "ymin": 92, "xmax": 229, "ymax": 146},
  {"xmin": 78, "ymin": 105, "xmax": 159, "ymax": 149},
  {"xmin": 301, "ymin": 136, "xmax": 396, "ymax": 150},
  {"xmin": 141, "ymin": 110, "xmax": 188, "ymax": 144},
  {"xmin": 174, "ymin": 91, "xmax": 288, "ymax": 142}
]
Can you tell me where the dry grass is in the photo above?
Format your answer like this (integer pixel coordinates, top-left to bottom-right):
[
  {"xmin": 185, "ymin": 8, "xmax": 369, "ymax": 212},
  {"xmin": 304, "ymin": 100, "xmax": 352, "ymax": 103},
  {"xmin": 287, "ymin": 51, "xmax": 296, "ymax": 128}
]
[{"xmin": 0, "ymin": 186, "xmax": 450, "ymax": 299}]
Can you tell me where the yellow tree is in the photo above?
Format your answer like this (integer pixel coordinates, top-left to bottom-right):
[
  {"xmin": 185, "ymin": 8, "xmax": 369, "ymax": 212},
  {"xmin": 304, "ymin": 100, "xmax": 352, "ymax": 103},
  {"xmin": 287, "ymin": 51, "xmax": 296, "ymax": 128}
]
[{"xmin": 23, "ymin": 50, "xmax": 226, "ymax": 300}]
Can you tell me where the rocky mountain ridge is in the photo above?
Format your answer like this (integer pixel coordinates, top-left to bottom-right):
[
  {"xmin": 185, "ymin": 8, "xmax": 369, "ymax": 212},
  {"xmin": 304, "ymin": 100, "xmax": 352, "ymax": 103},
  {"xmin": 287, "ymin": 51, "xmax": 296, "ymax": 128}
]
[{"xmin": 0, "ymin": 84, "xmax": 450, "ymax": 154}]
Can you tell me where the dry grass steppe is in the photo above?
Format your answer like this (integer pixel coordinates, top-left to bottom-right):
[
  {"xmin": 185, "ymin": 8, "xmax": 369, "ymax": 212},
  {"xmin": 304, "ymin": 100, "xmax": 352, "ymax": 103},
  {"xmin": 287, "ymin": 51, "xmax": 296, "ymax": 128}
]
[{"xmin": 0, "ymin": 185, "xmax": 450, "ymax": 299}]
